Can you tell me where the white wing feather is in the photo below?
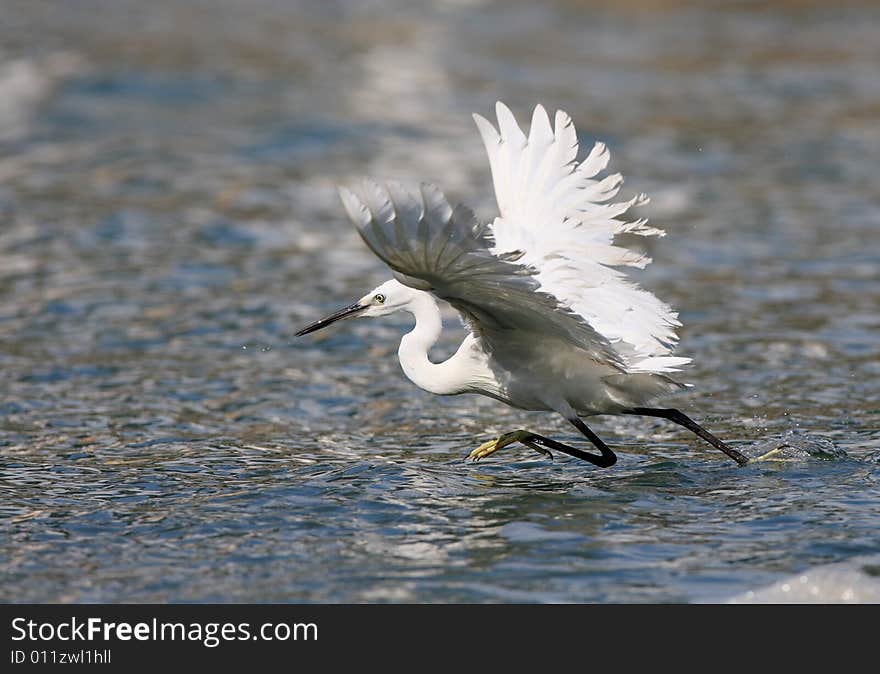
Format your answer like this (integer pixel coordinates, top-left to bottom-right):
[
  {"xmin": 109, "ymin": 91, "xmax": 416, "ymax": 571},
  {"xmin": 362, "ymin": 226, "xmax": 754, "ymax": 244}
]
[
  {"xmin": 474, "ymin": 102, "xmax": 690, "ymax": 373},
  {"xmin": 339, "ymin": 179, "xmax": 626, "ymax": 371}
]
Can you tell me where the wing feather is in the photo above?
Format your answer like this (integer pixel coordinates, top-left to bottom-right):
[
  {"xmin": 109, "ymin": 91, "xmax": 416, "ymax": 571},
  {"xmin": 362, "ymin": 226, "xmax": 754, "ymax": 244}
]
[
  {"xmin": 476, "ymin": 102, "xmax": 690, "ymax": 373},
  {"xmin": 340, "ymin": 180, "xmax": 625, "ymax": 370}
]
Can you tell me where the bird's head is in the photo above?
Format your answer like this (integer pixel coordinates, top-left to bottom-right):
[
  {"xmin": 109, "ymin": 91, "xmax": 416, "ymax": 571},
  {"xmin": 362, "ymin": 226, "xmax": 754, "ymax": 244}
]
[{"xmin": 295, "ymin": 279, "xmax": 418, "ymax": 336}]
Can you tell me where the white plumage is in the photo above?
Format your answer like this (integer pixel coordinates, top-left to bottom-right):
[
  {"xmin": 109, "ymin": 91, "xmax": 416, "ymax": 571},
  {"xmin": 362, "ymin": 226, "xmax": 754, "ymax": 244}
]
[
  {"xmin": 475, "ymin": 102, "xmax": 689, "ymax": 374},
  {"xmin": 297, "ymin": 102, "xmax": 748, "ymax": 467}
]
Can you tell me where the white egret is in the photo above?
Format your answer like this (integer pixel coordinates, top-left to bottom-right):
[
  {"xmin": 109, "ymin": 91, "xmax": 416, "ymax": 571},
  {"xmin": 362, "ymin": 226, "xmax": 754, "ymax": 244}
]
[{"xmin": 297, "ymin": 102, "xmax": 748, "ymax": 467}]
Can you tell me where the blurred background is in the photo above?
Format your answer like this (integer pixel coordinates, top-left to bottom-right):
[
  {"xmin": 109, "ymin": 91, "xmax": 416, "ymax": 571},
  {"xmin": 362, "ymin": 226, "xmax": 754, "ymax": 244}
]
[{"xmin": 1, "ymin": 0, "xmax": 878, "ymax": 602}]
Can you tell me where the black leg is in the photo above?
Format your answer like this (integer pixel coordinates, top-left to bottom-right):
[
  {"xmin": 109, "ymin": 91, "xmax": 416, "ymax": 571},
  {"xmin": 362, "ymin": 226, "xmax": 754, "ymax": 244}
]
[
  {"xmin": 625, "ymin": 407, "xmax": 749, "ymax": 466},
  {"xmin": 569, "ymin": 417, "xmax": 618, "ymax": 467},
  {"xmin": 517, "ymin": 420, "xmax": 617, "ymax": 468}
]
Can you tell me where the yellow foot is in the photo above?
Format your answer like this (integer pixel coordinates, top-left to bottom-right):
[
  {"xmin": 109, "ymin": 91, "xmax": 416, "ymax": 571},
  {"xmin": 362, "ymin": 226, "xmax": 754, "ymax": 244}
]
[
  {"xmin": 752, "ymin": 445, "xmax": 793, "ymax": 462},
  {"xmin": 467, "ymin": 430, "xmax": 551, "ymax": 462}
]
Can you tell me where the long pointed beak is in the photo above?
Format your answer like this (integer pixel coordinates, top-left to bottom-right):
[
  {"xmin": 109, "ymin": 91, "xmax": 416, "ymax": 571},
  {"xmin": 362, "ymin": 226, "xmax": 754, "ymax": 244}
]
[{"xmin": 295, "ymin": 302, "xmax": 367, "ymax": 336}]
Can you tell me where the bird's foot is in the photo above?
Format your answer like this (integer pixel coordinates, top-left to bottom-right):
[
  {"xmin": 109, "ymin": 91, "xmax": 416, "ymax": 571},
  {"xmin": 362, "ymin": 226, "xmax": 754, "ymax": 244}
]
[
  {"xmin": 467, "ymin": 430, "xmax": 552, "ymax": 462},
  {"xmin": 751, "ymin": 444, "xmax": 793, "ymax": 462}
]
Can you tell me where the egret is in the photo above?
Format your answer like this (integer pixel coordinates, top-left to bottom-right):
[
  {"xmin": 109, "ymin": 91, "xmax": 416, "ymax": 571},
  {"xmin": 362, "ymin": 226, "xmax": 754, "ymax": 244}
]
[{"xmin": 296, "ymin": 102, "xmax": 748, "ymax": 468}]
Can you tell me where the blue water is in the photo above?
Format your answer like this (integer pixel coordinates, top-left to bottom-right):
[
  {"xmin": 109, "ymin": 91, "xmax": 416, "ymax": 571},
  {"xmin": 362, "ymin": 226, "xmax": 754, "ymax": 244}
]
[{"xmin": 1, "ymin": 0, "xmax": 878, "ymax": 602}]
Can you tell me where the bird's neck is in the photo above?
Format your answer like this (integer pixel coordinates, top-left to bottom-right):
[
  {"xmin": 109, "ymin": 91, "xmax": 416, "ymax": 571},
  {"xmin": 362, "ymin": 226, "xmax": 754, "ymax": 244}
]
[{"xmin": 398, "ymin": 292, "xmax": 467, "ymax": 395}]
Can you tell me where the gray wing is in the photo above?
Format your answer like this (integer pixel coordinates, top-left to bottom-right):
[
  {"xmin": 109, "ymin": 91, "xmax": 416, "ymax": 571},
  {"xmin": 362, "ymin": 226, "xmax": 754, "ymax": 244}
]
[{"xmin": 339, "ymin": 179, "xmax": 625, "ymax": 370}]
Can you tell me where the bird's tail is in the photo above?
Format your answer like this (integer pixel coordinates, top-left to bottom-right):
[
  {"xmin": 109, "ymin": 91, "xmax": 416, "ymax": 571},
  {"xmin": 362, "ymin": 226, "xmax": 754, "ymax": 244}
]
[{"xmin": 602, "ymin": 371, "xmax": 689, "ymax": 409}]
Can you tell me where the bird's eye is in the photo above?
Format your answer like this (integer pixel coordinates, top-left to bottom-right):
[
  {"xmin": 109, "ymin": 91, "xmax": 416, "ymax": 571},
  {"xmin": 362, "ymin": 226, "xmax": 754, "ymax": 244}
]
[{"xmin": 374, "ymin": 293, "xmax": 386, "ymax": 304}]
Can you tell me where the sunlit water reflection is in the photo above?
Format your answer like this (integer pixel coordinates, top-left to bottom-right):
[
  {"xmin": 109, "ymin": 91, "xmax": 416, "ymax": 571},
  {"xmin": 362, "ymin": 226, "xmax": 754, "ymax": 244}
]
[{"xmin": 1, "ymin": 0, "xmax": 878, "ymax": 602}]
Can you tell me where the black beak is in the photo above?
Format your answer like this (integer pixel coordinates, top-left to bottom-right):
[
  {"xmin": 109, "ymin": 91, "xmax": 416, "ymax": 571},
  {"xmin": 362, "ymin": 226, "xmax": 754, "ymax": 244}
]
[{"xmin": 295, "ymin": 302, "xmax": 367, "ymax": 337}]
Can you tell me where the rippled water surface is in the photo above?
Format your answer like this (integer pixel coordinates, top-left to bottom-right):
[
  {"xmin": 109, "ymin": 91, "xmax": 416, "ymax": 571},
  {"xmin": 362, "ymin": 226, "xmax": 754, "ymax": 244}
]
[{"xmin": 2, "ymin": 0, "xmax": 879, "ymax": 602}]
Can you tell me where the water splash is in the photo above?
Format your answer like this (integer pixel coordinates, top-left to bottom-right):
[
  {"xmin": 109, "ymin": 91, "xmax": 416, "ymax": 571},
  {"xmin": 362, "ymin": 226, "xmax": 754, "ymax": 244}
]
[{"xmin": 746, "ymin": 430, "xmax": 848, "ymax": 463}]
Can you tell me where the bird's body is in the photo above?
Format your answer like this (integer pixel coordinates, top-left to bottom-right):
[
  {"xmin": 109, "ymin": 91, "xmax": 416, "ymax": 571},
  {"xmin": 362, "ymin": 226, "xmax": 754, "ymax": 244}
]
[
  {"xmin": 297, "ymin": 102, "xmax": 749, "ymax": 467},
  {"xmin": 386, "ymin": 277, "xmax": 679, "ymax": 416}
]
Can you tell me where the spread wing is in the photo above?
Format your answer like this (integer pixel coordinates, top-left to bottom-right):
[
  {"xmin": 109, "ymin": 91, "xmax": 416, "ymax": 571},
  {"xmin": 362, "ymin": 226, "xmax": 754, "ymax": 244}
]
[
  {"xmin": 338, "ymin": 179, "xmax": 625, "ymax": 370},
  {"xmin": 473, "ymin": 102, "xmax": 690, "ymax": 373}
]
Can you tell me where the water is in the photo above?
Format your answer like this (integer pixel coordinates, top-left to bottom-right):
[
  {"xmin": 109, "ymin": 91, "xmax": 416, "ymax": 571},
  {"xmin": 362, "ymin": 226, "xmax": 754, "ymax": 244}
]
[{"xmin": 1, "ymin": 0, "xmax": 879, "ymax": 603}]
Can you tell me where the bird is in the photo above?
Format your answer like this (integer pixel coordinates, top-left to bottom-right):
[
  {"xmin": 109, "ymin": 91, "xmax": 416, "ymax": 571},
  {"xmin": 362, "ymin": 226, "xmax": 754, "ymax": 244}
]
[{"xmin": 296, "ymin": 102, "xmax": 748, "ymax": 468}]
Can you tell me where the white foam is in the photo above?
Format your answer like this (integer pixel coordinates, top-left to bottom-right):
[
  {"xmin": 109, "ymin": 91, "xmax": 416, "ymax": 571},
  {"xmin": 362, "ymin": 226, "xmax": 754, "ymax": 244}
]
[{"xmin": 728, "ymin": 555, "xmax": 880, "ymax": 603}]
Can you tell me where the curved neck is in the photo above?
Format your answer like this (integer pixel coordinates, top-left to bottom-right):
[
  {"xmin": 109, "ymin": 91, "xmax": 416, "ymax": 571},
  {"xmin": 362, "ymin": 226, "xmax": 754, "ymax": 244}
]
[{"xmin": 398, "ymin": 292, "xmax": 464, "ymax": 395}]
